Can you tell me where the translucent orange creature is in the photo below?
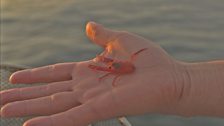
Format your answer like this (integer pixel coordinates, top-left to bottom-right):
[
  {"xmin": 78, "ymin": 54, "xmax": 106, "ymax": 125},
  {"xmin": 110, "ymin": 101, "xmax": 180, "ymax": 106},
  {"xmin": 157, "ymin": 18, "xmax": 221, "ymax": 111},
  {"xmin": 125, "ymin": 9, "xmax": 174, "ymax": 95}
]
[{"xmin": 88, "ymin": 48, "xmax": 148, "ymax": 86}]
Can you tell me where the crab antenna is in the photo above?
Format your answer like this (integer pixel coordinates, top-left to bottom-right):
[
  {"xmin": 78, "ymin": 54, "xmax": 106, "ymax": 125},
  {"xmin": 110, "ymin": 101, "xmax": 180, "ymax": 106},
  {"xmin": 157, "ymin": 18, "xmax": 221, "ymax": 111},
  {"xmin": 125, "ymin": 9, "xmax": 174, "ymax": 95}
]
[{"xmin": 131, "ymin": 48, "xmax": 148, "ymax": 61}]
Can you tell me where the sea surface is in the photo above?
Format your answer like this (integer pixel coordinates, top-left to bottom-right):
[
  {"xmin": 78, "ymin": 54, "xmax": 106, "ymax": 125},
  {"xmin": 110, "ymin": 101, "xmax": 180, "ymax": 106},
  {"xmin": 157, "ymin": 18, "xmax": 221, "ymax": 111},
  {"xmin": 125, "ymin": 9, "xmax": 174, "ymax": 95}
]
[{"xmin": 1, "ymin": 0, "xmax": 224, "ymax": 126}]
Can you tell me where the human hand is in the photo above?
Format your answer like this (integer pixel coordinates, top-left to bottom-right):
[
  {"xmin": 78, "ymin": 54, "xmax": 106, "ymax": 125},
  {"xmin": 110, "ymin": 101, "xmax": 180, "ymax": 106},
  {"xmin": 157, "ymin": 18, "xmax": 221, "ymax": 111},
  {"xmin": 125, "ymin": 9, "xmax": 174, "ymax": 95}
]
[{"xmin": 0, "ymin": 22, "xmax": 185, "ymax": 126}]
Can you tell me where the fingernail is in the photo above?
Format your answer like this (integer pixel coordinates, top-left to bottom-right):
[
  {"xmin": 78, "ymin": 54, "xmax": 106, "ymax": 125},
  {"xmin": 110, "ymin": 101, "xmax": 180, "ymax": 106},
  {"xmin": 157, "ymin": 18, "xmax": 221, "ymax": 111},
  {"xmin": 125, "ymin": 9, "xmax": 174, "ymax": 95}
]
[
  {"xmin": 9, "ymin": 73, "xmax": 16, "ymax": 84},
  {"xmin": 9, "ymin": 70, "xmax": 23, "ymax": 84},
  {"xmin": 0, "ymin": 105, "xmax": 8, "ymax": 117},
  {"xmin": 9, "ymin": 69, "xmax": 30, "ymax": 84},
  {"xmin": 86, "ymin": 21, "xmax": 97, "ymax": 39}
]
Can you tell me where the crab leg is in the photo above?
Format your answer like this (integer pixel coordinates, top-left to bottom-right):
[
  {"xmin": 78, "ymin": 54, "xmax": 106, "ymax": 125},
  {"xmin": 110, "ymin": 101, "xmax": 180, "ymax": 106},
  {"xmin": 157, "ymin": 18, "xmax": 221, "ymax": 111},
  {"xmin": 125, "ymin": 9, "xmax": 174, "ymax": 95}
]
[
  {"xmin": 99, "ymin": 73, "xmax": 112, "ymax": 81},
  {"xmin": 112, "ymin": 75, "xmax": 121, "ymax": 87}
]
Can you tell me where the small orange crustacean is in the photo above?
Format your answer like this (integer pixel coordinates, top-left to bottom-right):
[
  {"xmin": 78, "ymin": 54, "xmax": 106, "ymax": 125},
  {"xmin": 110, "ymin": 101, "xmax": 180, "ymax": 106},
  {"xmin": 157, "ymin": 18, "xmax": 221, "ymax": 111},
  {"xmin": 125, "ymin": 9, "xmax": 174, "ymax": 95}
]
[{"xmin": 88, "ymin": 48, "xmax": 148, "ymax": 86}]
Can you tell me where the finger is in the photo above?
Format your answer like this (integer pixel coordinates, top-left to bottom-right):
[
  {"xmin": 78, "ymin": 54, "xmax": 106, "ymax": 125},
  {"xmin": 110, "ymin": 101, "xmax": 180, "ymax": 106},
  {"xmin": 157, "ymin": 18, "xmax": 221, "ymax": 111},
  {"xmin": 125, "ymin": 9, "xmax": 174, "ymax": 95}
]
[
  {"xmin": 1, "ymin": 91, "xmax": 82, "ymax": 117},
  {"xmin": 10, "ymin": 63, "xmax": 75, "ymax": 84},
  {"xmin": 0, "ymin": 80, "xmax": 73, "ymax": 105},
  {"xmin": 86, "ymin": 22, "xmax": 150, "ymax": 56},
  {"xmin": 86, "ymin": 21, "xmax": 119, "ymax": 48},
  {"xmin": 23, "ymin": 92, "xmax": 119, "ymax": 126},
  {"xmin": 23, "ymin": 105, "xmax": 94, "ymax": 126}
]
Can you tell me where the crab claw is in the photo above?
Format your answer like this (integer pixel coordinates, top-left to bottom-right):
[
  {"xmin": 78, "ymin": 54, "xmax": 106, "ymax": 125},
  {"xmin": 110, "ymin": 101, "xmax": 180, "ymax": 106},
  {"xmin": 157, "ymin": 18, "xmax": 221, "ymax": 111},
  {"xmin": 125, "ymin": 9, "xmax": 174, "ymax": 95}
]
[{"xmin": 96, "ymin": 55, "xmax": 114, "ymax": 63}]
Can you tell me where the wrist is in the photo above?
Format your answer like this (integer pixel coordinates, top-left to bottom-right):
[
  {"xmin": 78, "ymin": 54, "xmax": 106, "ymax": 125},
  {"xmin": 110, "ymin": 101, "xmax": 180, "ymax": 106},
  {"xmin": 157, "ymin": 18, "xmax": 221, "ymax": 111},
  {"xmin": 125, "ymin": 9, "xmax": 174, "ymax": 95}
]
[{"xmin": 175, "ymin": 61, "xmax": 224, "ymax": 117}]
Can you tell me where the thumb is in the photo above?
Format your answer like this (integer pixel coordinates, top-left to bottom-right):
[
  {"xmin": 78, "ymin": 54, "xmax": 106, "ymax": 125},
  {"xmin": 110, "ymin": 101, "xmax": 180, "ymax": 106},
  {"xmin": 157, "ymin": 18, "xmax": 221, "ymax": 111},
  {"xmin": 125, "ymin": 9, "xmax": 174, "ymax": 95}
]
[{"xmin": 86, "ymin": 21, "xmax": 119, "ymax": 48}]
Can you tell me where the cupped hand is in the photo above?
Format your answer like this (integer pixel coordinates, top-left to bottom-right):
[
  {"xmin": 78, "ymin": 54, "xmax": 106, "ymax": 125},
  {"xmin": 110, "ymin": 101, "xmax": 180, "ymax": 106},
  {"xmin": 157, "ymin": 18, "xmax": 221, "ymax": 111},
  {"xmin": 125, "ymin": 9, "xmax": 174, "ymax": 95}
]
[{"xmin": 0, "ymin": 22, "xmax": 185, "ymax": 126}]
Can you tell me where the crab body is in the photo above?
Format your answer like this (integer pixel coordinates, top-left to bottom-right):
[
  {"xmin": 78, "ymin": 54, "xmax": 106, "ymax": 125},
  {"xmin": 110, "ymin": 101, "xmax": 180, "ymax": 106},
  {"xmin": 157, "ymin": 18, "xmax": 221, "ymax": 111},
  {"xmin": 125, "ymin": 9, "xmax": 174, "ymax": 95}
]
[
  {"xmin": 88, "ymin": 48, "xmax": 147, "ymax": 86},
  {"xmin": 88, "ymin": 61, "xmax": 135, "ymax": 74}
]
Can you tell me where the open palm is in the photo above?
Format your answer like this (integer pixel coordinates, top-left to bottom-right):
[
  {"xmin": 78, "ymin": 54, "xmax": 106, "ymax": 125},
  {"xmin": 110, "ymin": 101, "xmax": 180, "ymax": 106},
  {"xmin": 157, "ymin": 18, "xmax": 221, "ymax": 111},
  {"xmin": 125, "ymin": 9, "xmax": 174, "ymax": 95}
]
[{"xmin": 0, "ymin": 22, "xmax": 183, "ymax": 126}]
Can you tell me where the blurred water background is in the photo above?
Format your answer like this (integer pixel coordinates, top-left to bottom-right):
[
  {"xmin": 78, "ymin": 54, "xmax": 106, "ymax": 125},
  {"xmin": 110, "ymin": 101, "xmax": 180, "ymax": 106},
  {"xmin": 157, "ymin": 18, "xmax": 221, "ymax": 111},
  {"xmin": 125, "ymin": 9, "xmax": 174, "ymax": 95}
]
[{"xmin": 1, "ymin": 0, "xmax": 224, "ymax": 125}]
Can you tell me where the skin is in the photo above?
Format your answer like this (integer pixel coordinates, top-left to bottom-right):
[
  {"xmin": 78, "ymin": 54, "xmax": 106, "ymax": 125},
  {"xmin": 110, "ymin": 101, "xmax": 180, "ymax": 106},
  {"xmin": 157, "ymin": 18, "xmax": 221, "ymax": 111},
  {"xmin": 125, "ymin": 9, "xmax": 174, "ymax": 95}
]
[{"xmin": 0, "ymin": 22, "xmax": 224, "ymax": 126}]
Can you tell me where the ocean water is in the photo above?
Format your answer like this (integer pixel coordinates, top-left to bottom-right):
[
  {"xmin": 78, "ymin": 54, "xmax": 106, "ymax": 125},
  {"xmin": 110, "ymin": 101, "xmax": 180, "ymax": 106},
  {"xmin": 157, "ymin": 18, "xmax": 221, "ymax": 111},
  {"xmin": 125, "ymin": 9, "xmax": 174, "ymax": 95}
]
[{"xmin": 1, "ymin": 0, "xmax": 224, "ymax": 125}]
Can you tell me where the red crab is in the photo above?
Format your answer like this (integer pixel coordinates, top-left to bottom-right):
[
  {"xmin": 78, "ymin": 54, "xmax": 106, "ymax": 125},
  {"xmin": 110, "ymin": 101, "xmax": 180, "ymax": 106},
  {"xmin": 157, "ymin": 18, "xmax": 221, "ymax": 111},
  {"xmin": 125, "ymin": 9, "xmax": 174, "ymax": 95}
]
[{"xmin": 88, "ymin": 48, "xmax": 148, "ymax": 86}]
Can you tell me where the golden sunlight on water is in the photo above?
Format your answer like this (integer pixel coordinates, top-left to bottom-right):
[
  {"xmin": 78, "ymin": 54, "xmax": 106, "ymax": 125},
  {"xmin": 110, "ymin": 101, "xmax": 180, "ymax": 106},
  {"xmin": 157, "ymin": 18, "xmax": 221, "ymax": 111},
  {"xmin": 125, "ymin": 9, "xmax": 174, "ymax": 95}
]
[
  {"xmin": 2, "ymin": 0, "xmax": 76, "ymax": 16},
  {"xmin": 1, "ymin": 0, "xmax": 6, "ymax": 7}
]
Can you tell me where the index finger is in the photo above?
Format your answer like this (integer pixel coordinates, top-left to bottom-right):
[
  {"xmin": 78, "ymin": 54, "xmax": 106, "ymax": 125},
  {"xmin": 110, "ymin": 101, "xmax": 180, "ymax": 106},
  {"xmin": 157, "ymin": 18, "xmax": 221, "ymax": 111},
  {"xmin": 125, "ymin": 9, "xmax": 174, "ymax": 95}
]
[{"xmin": 10, "ymin": 63, "xmax": 75, "ymax": 84}]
